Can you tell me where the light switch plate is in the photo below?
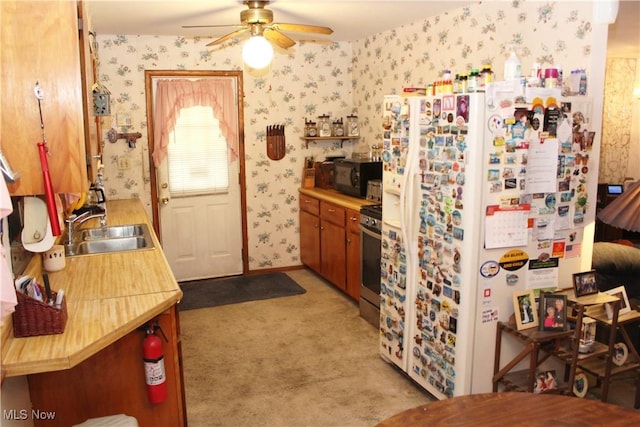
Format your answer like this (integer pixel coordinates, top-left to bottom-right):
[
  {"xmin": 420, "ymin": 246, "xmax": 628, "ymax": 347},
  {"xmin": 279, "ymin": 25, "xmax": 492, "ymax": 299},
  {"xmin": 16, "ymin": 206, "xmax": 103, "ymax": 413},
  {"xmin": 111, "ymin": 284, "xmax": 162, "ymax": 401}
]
[
  {"xmin": 116, "ymin": 113, "xmax": 132, "ymax": 127},
  {"xmin": 118, "ymin": 156, "xmax": 131, "ymax": 170}
]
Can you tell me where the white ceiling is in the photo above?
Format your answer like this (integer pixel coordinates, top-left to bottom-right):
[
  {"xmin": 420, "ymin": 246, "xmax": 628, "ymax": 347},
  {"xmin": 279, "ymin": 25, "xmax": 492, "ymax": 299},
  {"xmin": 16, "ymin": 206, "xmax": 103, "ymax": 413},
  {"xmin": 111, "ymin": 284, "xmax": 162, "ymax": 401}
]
[
  {"xmin": 85, "ymin": 0, "xmax": 473, "ymax": 42},
  {"xmin": 85, "ymin": 0, "xmax": 638, "ymax": 56}
]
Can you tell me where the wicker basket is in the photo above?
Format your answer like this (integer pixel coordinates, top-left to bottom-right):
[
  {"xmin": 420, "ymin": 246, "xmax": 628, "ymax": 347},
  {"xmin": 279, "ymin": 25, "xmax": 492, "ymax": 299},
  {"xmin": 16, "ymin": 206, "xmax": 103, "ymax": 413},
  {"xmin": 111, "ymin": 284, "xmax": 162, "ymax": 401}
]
[{"xmin": 12, "ymin": 284, "xmax": 68, "ymax": 337}]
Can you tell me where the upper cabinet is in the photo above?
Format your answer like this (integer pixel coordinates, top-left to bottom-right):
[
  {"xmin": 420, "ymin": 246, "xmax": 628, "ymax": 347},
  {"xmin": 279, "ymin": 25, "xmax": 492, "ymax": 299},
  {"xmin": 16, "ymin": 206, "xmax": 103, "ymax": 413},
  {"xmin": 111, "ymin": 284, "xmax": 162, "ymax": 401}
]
[
  {"xmin": 78, "ymin": 0, "xmax": 102, "ymax": 184},
  {"xmin": 1, "ymin": 1, "xmax": 88, "ymax": 195}
]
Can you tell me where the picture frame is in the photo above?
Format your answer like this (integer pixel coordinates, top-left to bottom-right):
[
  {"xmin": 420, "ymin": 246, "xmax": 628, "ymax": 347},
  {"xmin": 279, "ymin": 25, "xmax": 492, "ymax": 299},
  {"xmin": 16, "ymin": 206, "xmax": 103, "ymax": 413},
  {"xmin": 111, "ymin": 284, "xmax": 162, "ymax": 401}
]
[
  {"xmin": 512, "ymin": 290, "xmax": 538, "ymax": 330},
  {"xmin": 572, "ymin": 270, "xmax": 598, "ymax": 298},
  {"xmin": 533, "ymin": 370, "xmax": 558, "ymax": 394},
  {"xmin": 604, "ymin": 285, "xmax": 631, "ymax": 318},
  {"xmin": 539, "ymin": 293, "xmax": 567, "ymax": 332}
]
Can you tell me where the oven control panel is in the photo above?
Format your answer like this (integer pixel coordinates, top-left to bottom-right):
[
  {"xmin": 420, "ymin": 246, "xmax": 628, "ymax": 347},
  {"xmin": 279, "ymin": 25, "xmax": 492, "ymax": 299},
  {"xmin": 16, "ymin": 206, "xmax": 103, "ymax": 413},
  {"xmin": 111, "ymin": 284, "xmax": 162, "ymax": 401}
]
[{"xmin": 360, "ymin": 214, "xmax": 381, "ymax": 233}]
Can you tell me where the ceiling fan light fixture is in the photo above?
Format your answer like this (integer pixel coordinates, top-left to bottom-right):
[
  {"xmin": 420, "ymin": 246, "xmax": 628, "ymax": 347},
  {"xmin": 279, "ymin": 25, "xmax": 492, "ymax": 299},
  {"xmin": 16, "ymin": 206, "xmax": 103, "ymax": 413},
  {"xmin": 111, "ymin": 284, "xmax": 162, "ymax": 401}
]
[{"xmin": 242, "ymin": 35, "xmax": 273, "ymax": 69}]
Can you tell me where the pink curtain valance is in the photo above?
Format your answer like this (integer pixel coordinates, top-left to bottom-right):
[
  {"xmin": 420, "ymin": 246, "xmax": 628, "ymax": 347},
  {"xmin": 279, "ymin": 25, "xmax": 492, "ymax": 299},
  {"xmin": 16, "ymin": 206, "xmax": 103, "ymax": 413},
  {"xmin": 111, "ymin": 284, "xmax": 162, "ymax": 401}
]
[{"xmin": 152, "ymin": 78, "xmax": 238, "ymax": 166}]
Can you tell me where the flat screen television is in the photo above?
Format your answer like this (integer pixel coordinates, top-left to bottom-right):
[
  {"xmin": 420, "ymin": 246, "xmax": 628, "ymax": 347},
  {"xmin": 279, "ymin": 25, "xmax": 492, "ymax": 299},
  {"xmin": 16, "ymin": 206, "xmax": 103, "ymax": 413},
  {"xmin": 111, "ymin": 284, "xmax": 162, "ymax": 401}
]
[{"xmin": 607, "ymin": 184, "xmax": 623, "ymax": 195}]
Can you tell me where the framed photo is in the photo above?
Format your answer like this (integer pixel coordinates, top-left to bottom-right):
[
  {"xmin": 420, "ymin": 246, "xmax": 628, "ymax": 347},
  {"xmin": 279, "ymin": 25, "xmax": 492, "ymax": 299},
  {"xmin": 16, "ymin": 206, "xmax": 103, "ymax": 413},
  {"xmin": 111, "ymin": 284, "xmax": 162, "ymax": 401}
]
[
  {"xmin": 513, "ymin": 290, "xmax": 538, "ymax": 330},
  {"xmin": 572, "ymin": 270, "xmax": 598, "ymax": 297},
  {"xmin": 533, "ymin": 370, "xmax": 558, "ymax": 394},
  {"xmin": 604, "ymin": 286, "xmax": 631, "ymax": 316},
  {"xmin": 539, "ymin": 293, "xmax": 567, "ymax": 332}
]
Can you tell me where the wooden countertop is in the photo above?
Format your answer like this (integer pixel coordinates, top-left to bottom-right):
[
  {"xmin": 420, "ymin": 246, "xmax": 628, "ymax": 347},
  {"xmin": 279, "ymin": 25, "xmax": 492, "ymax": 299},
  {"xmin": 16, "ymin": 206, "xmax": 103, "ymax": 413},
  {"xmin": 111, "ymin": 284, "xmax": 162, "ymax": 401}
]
[
  {"xmin": 1, "ymin": 199, "xmax": 182, "ymax": 377},
  {"xmin": 299, "ymin": 187, "xmax": 378, "ymax": 211}
]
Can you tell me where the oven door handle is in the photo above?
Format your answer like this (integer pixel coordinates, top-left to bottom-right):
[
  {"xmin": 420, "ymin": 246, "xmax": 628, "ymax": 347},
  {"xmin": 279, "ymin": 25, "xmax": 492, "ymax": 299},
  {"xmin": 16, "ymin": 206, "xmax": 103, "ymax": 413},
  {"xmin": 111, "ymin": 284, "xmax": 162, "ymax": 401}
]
[{"xmin": 360, "ymin": 225, "xmax": 382, "ymax": 240}]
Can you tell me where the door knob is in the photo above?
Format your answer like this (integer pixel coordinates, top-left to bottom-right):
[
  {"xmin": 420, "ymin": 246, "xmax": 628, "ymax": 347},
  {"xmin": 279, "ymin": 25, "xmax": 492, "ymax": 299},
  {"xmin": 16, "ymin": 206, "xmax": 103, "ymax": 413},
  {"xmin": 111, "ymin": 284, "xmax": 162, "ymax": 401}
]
[{"xmin": 161, "ymin": 197, "xmax": 169, "ymax": 205}]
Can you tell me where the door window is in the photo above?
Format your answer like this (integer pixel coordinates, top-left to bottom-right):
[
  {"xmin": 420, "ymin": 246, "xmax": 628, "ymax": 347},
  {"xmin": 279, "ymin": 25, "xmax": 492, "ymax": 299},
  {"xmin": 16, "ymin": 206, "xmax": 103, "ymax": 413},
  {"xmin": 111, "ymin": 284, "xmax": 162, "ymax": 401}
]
[{"xmin": 167, "ymin": 105, "xmax": 229, "ymax": 197}]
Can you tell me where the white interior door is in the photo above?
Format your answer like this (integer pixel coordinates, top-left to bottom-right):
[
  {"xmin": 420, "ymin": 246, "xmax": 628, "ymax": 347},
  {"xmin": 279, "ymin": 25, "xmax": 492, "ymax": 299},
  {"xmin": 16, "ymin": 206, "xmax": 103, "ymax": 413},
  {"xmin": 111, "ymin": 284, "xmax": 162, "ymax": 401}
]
[{"xmin": 154, "ymin": 83, "xmax": 242, "ymax": 281}]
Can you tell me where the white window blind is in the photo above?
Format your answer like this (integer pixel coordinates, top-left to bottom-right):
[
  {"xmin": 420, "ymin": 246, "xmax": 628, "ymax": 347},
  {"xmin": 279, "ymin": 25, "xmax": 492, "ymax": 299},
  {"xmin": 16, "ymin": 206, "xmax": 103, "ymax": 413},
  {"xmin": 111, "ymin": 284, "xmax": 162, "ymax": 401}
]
[{"xmin": 167, "ymin": 106, "xmax": 229, "ymax": 197}]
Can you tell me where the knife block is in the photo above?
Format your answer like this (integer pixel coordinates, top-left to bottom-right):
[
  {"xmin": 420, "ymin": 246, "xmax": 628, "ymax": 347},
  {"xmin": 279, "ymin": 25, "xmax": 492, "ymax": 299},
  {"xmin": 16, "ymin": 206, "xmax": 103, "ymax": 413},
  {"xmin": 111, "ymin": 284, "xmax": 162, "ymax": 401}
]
[{"xmin": 13, "ymin": 284, "xmax": 68, "ymax": 337}]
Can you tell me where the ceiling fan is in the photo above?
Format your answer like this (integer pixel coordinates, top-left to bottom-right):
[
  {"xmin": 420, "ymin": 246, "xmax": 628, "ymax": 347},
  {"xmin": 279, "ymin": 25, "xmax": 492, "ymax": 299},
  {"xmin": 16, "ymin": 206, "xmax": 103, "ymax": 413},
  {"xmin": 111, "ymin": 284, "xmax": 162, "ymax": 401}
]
[{"xmin": 183, "ymin": 1, "xmax": 334, "ymax": 48}]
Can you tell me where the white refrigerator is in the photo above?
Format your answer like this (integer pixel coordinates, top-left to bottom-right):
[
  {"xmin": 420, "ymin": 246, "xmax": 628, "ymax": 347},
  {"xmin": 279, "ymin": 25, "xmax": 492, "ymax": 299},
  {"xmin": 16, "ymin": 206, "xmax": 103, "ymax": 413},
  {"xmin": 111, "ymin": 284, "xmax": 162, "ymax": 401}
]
[{"xmin": 379, "ymin": 83, "xmax": 596, "ymax": 399}]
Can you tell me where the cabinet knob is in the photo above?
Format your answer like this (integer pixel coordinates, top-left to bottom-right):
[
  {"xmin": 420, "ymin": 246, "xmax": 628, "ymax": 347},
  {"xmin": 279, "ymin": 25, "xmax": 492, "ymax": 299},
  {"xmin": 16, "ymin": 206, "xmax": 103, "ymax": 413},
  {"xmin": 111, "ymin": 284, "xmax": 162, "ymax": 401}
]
[
  {"xmin": 161, "ymin": 182, "xmax": 169, "ymax": 189},
  {"xmin": 328, "ymin": 208, "xmax": 335, "ymax": 213},
  {"xmin": 161, "ymin": 197, "xmax": 170, "ymax": 205}
]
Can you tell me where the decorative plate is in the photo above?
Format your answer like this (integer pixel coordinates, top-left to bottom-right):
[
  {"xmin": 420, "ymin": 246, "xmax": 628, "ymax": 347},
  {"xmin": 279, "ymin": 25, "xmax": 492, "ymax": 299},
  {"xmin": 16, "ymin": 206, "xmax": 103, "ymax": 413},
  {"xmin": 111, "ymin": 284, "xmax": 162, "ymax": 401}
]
[
  {"xmin": 573, "ymin": 372, "xmax": 588, "ymax": 398},
  {"xmin": 613, "ymin": 342, "xmax": 628, "ymax": 366}
]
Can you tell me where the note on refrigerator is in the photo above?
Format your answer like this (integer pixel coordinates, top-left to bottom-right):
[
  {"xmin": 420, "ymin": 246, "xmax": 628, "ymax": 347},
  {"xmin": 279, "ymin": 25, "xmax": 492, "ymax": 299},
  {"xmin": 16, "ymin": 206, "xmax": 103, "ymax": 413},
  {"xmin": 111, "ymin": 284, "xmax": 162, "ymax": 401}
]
[{"xmin": 526, "ymin": 138, "xmax": 559, "ymax": 194}]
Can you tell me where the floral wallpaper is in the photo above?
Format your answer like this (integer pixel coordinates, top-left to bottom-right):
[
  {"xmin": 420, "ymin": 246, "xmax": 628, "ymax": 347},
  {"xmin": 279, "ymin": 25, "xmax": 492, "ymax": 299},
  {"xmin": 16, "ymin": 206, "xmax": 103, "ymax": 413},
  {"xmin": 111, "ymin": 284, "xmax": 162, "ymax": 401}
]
[
  {"xmin": 600, "ymin": 57, "xmax": 638, "ymax": 184},
  {"xmin": 95, "ymin": 0, "xmax": 598, "ymax": 272}
]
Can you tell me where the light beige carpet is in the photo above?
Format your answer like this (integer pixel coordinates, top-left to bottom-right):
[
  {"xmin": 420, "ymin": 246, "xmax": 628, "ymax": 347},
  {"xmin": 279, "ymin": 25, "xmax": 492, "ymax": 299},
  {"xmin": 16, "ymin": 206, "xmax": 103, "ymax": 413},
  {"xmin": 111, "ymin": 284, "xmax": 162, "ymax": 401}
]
[
  {"xmin": 179, "ymin": 269, "xmax": 433, "ymax": 426},
  {"xmin": 179, "ymin": 269, "xmax": 639, "ymax": 426}
]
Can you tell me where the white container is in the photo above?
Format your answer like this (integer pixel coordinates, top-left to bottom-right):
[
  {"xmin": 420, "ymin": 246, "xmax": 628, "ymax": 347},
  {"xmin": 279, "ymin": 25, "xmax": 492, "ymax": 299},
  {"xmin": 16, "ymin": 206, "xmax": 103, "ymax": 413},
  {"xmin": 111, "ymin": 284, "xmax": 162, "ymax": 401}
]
[
  {"xmin": 504, "ymin": 49, "xmax": 522, "ymax": 81},
  {"xmin": 43, "ymin": 244, "xmax": 65, "ymax": 272}
]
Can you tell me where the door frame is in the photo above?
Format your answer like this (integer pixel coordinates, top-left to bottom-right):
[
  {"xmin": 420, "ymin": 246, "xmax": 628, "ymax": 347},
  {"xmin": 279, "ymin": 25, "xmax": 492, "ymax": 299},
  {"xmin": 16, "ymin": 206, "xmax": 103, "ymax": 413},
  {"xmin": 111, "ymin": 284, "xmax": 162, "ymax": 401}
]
[{"xmin": 144, "ymin": 70, "xmax": 248, "ymax": 275}]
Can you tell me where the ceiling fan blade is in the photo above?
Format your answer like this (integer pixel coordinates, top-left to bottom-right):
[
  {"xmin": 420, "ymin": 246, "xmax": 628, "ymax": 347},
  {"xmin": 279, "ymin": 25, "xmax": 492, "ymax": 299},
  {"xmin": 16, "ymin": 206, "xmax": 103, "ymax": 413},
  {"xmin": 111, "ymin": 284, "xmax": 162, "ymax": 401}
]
[
  {"xmin": 272, "ymin": 23, "xmax": 333, "ymax": 35},
  {"xmin": 264, "ymin": 28, "xmax": 296, "ymax": 49},
  {"xmin": 206, "ymin": 28, "xmax": 249, "ymax": 46},
  {"xmin": 183, "ymin": 24, "xmax": 245, "ymax": 29}
]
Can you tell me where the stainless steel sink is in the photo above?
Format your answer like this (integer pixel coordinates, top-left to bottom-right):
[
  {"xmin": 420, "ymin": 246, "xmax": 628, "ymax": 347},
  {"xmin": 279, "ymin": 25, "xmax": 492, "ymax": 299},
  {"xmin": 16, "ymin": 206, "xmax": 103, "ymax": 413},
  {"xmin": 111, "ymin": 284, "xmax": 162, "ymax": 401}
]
[
  {"xmin": 65, "ymin": 223, "xmax": 155, "ymax": 256},
  {"xmin": 79, "ymin": 224, "xmax": 147, "ymax": 240}
]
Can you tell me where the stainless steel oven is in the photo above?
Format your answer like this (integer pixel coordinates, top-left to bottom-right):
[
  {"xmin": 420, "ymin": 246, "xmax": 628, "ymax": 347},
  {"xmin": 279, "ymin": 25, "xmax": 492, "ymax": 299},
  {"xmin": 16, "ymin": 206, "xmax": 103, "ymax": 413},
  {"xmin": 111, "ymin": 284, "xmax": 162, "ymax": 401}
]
[{"xmin": 359, "ymin": 204, "xmax": 382, "ymax": 327}]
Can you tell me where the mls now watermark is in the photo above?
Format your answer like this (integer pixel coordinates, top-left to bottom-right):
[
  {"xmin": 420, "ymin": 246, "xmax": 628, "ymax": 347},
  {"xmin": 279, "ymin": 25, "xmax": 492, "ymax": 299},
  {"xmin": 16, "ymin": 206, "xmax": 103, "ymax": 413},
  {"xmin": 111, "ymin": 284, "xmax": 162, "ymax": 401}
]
[{"xmin": 4, "ymin": 409, "xmax": 56, "ymax": 421}]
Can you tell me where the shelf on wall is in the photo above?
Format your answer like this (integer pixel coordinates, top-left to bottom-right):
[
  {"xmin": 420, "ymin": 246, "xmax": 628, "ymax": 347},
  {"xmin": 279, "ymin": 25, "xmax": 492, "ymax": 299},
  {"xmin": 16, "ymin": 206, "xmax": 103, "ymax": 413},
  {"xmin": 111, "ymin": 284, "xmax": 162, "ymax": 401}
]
[{"xmin": 300, "ymin": 136, "xmax": 360, "ymax": 148}]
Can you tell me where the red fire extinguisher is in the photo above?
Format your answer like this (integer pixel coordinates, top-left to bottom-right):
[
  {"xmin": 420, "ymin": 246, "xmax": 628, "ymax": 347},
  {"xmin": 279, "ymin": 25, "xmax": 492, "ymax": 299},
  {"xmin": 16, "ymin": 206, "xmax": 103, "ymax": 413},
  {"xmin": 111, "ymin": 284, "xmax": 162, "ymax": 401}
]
[{"xmin": 143, "ymin": 323, "xmax": 167, "ymax": 404}]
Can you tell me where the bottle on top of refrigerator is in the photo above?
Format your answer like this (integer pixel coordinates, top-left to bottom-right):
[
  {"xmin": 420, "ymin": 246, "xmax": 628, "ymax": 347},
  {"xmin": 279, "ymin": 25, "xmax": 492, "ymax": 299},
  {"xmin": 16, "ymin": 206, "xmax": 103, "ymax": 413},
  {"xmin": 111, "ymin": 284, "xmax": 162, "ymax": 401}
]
[
  {"xmin": 467, "ymin": 69, "xmax": 479, "ymax": 92},
  {"xmin": 480, "ymin": 65, "xmax": 494, "ymax": 89},
  {"xmin": 460, "ymin": 73, "xmax": 468, "ymax": 93},
  {"xmin": 504, "ymin": 46, "xmax": 522, "ymax": 81}
]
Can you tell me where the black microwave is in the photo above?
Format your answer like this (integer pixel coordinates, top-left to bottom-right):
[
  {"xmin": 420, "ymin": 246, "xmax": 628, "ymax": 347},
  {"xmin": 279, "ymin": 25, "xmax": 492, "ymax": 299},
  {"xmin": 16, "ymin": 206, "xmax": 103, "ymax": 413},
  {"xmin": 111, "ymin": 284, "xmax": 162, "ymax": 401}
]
[{"xmin": 333, "ymin": 159, "xmax": 382, "ymax": 198}]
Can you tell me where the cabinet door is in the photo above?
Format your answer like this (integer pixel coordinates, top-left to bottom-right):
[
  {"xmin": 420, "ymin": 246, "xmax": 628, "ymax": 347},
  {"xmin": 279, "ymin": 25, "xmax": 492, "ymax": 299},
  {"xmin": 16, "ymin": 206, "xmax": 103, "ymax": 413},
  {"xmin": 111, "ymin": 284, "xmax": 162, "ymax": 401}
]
[
  {"xmin": 27, "ymin": 306, "xmax": 185, "ymax": 427},
  {"xmin": 345, "ymin": 209, "xmax": 361, "ymax": 300},
  {"xmin": 300, "ymin": 210, "xmax": 321, "ymax": 273},
  {"xmin": 78, "ymin": 1, "xmax": 101, "ymax": 183},
  {"xmin": 1, "ymin": 1, "xmax": 88, "ymax": 195},
  {"xmin": 321, "ymin": 220, "xmax": 346, "ymax": 290}
]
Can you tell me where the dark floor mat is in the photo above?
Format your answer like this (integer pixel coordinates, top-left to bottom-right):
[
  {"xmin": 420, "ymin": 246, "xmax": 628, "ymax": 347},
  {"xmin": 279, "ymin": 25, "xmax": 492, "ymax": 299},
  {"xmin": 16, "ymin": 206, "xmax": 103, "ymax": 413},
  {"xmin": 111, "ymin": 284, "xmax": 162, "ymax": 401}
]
[{"xmin": 178, "ymin": 272, "xmax": 306, "ymax": 311}]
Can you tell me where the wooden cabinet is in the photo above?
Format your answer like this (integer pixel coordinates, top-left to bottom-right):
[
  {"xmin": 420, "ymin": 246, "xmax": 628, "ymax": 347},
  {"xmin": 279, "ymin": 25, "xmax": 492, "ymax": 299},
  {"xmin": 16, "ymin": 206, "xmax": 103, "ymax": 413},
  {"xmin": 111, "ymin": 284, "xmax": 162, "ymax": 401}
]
[
  {"xmin": 320, "ymin": 201, "xmax": 346, "ymax": 290},
  {"xmin": 300, "ymin": 194, "xmax": 321, "ymax": 273},
  {"xmin": 27, "ymin": 305, "xmax": 186, "ymax": 427},
  {"xmin": 78, "ymin": 0, "xmax": 102, "ymax": 183},
  {"xmin": 300, "ymin": 210, "xmax": 321, "ymax": 273},
  {"xmin": 1, "ymin": 1, "xmax": 88, "ymax": 195},
  {"xmin": 345, "ymin": 209, "xmax": 361, "ymax": 300},
  {"xmin": 300, "ymin": 191, "xmax": 367, "ymax": 301}
]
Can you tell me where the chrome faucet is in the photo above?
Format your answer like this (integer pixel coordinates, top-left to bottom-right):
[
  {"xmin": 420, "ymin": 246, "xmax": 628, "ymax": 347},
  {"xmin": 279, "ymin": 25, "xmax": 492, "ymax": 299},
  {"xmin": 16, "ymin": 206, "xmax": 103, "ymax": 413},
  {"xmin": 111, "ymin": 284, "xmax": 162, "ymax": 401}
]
[{"xmin": 65, "ymin": 211, "xmax": 107, "ymax": 245}]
